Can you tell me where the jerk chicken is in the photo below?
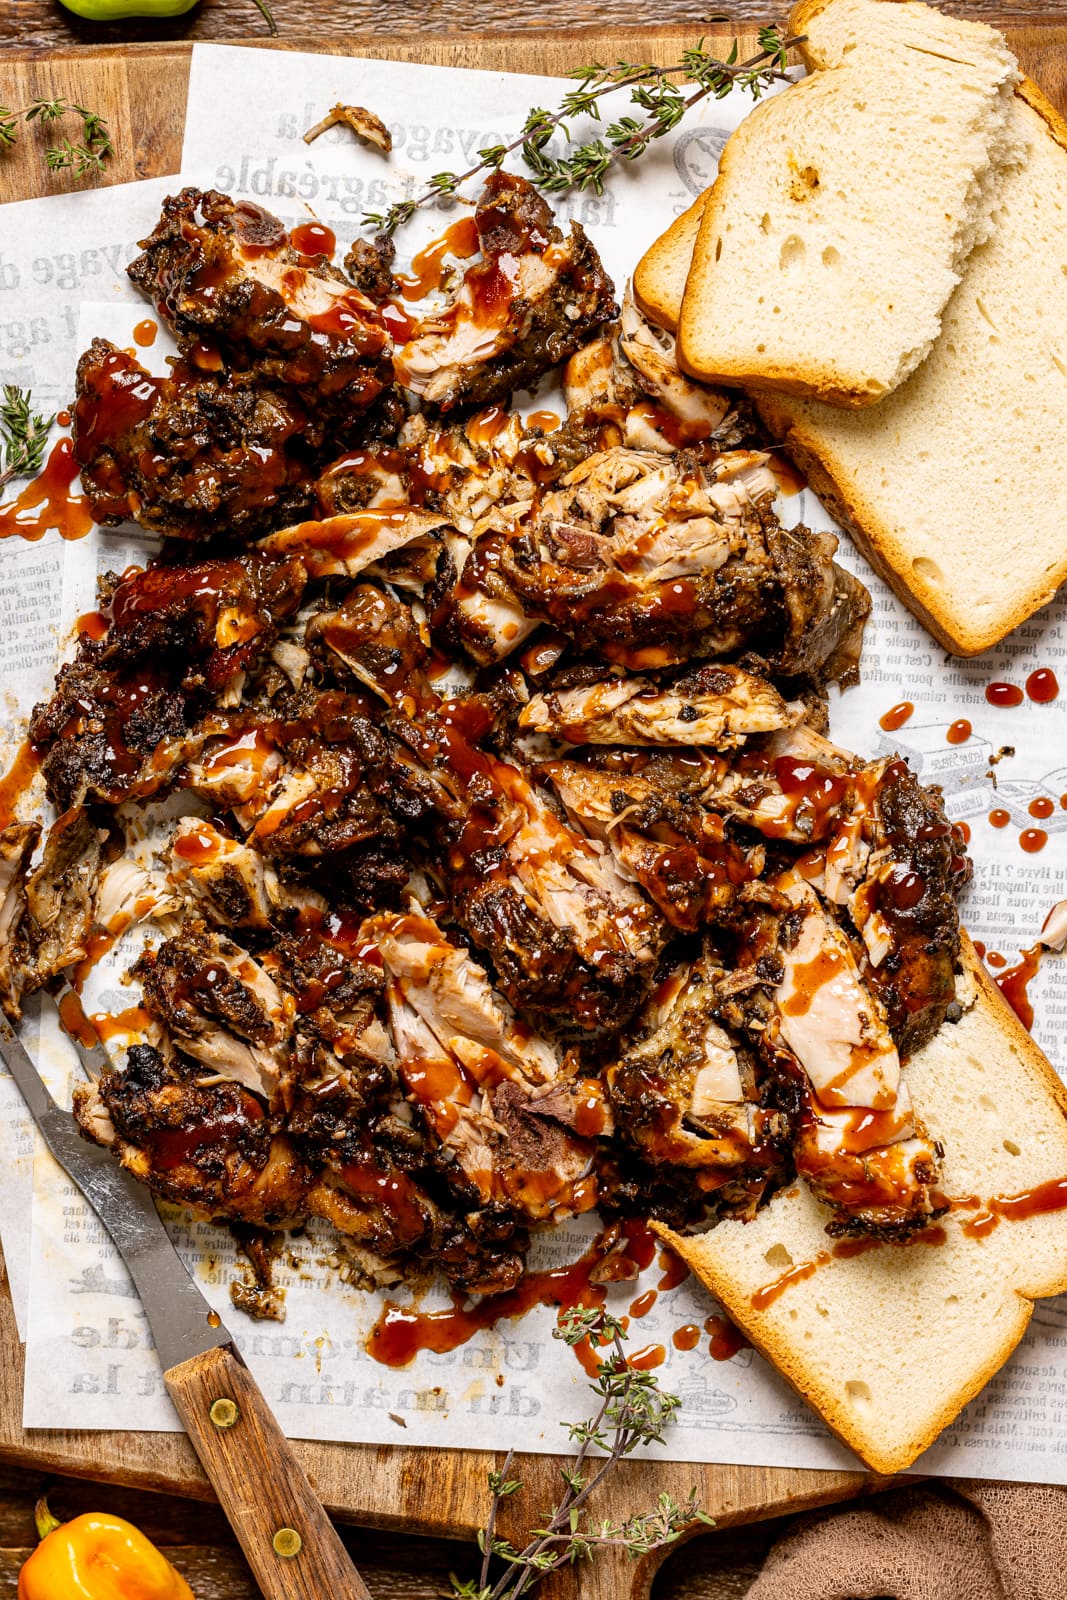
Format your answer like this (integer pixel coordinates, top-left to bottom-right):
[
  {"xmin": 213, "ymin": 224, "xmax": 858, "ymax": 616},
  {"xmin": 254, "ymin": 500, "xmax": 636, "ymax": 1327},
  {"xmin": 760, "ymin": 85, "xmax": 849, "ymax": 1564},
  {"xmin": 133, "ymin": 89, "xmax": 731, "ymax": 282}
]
[{"xmin": 2, "ymin": 178, "xmax": 972, "ymax": 1301}]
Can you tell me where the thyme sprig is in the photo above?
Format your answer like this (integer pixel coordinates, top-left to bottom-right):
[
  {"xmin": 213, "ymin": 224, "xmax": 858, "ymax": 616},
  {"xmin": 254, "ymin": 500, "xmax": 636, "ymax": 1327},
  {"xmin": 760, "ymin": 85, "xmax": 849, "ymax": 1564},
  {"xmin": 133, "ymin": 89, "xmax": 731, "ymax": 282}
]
[
  {"xmin": 0, "ymin": 387, "xmax": 55, "ymax": 497},
  {"xmin": 363, "ymin": 27, "xmax": 800, "ymax": 236},
  {"xmin": 0, "ymin": 98, "xmax": 114, "ymax": 179},
  {"xmin": 450, "ymin": 1306, "xmax": 711, "ymax": 1599}
]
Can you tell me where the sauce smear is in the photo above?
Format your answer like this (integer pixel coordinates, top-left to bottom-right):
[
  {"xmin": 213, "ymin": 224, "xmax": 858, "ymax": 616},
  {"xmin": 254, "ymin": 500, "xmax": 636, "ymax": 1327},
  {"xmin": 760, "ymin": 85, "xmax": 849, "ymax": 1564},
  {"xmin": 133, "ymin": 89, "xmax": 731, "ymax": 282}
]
[
  {"xmin": 996, "ymin": 943, "xmax": 1044, "ymax": 1030},
  {"xmin": 0, "ymin": 438, "xmax": 93, "ymax": 543},
  {"xmin": 0, "ymin": 741, "xmax": 41, "ymax": 828},
  {"xmin": 367, "ymin": 1244, "xmax": 606, "ymax": 1368},
  {"xmin": 705, "ymin": 1314, "xmax": 750, "ymax": 1361},
  {"xmin": 397, "ymin": 217, "xmax": 481, "ymax": 301}
]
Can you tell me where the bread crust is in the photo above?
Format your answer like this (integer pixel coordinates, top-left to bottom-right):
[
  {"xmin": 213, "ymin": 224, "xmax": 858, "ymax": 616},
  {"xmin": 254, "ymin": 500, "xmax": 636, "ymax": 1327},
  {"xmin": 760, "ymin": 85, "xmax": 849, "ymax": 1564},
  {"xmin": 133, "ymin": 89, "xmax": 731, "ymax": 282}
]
[
  {"xmin": 655, "ymin": 937, "xmax": 1067, "ymax": 1475},
  {"xmin": 632, "ymin": 197, "xmax": 705, "ymax": 335}
]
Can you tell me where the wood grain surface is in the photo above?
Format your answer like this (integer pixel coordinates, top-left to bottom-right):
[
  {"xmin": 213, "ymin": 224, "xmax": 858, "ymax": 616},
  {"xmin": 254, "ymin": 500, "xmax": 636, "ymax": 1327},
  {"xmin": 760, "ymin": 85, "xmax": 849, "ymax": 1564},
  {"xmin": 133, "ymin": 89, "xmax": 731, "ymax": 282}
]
[
  {"xmin": 1, "ymin": 19, "xmax": 1065, "ymax": 1598},
  {"xmin": 3, "ymin": 0, "xmax": 1067, "ymax": 51},
  {"xmin": 0, "ymin": 1456, "xmax": 792, "ymax": 1598},
  {"xmin": 164, "ymin": 1344, "xmax": 373, "ymax": 1599}
]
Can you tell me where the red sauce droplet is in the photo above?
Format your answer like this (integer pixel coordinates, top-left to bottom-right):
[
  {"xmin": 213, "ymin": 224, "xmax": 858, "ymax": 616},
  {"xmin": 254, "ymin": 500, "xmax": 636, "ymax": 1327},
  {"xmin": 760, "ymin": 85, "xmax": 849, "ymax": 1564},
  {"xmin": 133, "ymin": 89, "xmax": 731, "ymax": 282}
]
[
  {"xmin": 619, "ymin": 1219, "xmax": 658, "ymax": 1273},
  {"xmin": 656, "ymin": 1247, "xmax": 689, "ymax": 1293},
  {"xmin": 0, "ymin": 438, "xmax": 93, "ymax": 543},
  {"xmin": 766, "ymin": 451, "xmax": 807, "ymax": 497},
  {"xmin": 0, "ymin": 741, "xmax": 41, "ymax": 828},
  {"xmin": 132, "ymin": 318, "xmax": 157, "ymax": 347},
  {"xmin": 704, "ymin": 1314, "xmax": 750, "ymax": 1361},
  {"xmin": 1020, "ymin": 828, "xmax": 1048, "ymax": 854},
  {"xmin": 985, "ymin": 681, "xmax": 1024, "ymax": 708},
  {"xmin": 76, "ymin": 610, "xmax": 108, "ymax": 641},
  {"xmin": 946, "ymin": 719, "xmax": 971, "ymax": 744},
  {"xmin": 380, "ymin": 301, "xmax": 416, "ymax": 342},
  {"xmin": 56, "ymin": 409, "xmax": 71, "ymax": 428},
  {"xmin": 973, "ymin": 940, "xmax": 986, "ymax": 959},
  {"xmin": 1026, "ymin": 668, "xmax": 1059, "ymax": 704},
  {"xmin": 1029, "ymin": 796, "xmax": 1054, "ymax": 820},
  {"xmin": 526, "ymin": 409, "xmax": 561, "ymax": 433},
  {"xmin": 629, "ymin": 1289, "xmax": 658, "ymax": 1319},
  {"xmin": 879, "ymin": 701, "xmax": 914, "ymax": 732},
  {"xmin": 986, "ymin": 950, "xmax": 1006, "ymax": 969},
  {"xmin": 672, "ymin": 1324, "xmax": 701, "ymax": 1351},
  {"xmin": 397, "ymin": 216, "xmax": 481, "ymax": 301},
  {"xmin": 627, "ymin": 1343, "xmax": 666, "ymax": 1372},
  {"xmin": 290, "ymin": 221, "xmax": 336, "ymax": 260},
  {"xmin": 955, "ymin": 820, "xmax": 972, "ymax": 843},
  {"xmin": 996, "ymin": 942, "xmax": 1044, "ymax": 1031},
  {"xmin": 988, "ymin": 809, "xmax": 1010, "ymax": 828}
]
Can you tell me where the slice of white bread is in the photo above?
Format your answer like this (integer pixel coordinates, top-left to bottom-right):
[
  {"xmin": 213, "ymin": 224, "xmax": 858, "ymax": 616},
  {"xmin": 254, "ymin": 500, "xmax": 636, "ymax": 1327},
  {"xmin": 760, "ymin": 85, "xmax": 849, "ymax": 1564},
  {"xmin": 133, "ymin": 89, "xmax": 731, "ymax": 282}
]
[
  {"xmin": 675, "ymin": 0, "xmax": 1022, "ymax": 407},
  {"xmin": 656, "ymin": 937, "xmax": 1067, "ymax": 1476},
  {"xmin": 753, "ymin": 82, "xmax": 1067, "ymax": 656},
  {"xmin": 633, "ymin": 80, "xmax": 1067, "ymax": 656}
]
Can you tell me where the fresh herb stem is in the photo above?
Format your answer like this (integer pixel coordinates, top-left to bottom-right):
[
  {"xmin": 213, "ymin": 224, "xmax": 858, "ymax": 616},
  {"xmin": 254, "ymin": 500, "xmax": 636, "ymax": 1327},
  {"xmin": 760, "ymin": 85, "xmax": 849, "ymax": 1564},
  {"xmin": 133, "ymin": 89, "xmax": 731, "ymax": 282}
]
[
  {"xmin": 0, "ymin": 387, "xmax": 55, "ymax": 497},
  {"xmin": 451, "ymin": 1306, "xmax": 712, "ymax": 1599},
  {"xmin": 0, "ymin": 99, "xmax": 114, "ymax": 179},
  {"xmin": 363, "ymin": 28, "xmax": 801, "ymax": 236}
]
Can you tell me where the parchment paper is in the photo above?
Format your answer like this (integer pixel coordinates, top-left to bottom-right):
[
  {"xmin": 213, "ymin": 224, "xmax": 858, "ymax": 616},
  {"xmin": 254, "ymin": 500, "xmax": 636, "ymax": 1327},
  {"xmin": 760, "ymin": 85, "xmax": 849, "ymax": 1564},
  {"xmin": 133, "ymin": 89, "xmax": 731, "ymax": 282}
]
[{"xmin": 5, "ymin": 49, "xmax": 1067, "ymax": 1480}]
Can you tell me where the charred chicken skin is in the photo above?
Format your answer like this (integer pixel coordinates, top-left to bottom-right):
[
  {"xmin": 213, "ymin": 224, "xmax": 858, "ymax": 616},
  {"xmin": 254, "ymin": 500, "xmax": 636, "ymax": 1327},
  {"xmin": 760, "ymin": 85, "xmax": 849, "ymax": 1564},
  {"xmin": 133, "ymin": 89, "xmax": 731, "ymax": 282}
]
[{"xmin": 1, "ymin": 187, "xmax": 975, "ymax": 1294}]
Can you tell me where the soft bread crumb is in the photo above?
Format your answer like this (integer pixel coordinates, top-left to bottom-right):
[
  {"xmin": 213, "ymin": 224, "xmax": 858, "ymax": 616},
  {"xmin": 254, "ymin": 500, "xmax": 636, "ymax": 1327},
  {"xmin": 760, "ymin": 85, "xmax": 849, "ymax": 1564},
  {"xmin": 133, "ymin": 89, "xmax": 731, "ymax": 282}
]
[{"xmin": 676, "ymin": 0, "xmax": 1022, "ymax": 407}]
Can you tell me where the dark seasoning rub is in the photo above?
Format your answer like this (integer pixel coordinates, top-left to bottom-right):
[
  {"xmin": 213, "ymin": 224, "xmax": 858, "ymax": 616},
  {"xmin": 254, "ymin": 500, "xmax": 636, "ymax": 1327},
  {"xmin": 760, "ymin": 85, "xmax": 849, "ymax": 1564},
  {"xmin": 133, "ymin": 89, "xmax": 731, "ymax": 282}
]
[{"xmin": 0, "ymin": 177, "xmax": 971, "ymax": 1340}]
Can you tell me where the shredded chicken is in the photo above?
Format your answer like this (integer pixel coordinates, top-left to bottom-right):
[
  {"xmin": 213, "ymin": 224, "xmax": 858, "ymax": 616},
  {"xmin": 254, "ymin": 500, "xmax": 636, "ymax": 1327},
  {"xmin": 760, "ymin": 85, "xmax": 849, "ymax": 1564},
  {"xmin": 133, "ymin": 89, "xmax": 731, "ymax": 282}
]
[{"xmin": 0, "ymin": 173, "xmax": 970, "ymax": 1291}]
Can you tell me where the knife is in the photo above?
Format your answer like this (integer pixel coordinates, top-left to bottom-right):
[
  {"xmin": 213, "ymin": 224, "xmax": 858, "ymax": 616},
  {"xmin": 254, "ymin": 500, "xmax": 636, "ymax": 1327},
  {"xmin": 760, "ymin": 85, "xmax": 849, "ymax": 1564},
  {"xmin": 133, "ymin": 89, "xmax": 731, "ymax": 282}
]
[{"xmin": 0, "ymin": 994, "xmax": 372, "ymax": 1600}]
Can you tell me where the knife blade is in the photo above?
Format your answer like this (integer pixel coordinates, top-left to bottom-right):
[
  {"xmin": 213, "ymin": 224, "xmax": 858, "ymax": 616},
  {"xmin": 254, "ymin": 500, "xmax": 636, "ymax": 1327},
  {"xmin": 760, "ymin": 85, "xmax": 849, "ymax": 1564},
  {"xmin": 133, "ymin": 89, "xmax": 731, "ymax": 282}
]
[{"xmin": 1, "ymin": 995, "xmax": 372, "ymax": 1600}]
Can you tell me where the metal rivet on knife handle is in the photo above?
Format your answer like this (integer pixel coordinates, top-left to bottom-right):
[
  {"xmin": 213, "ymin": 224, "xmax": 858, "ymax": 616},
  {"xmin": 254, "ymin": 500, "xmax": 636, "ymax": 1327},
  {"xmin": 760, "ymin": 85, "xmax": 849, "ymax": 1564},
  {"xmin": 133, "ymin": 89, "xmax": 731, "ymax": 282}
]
[
  {"xmin": 209, "ymin": 1397, "xmax": 239, "ymax": 1429},
  {"xmin": 273, "ymin": 1527, "xmax": 303, "ymax": 1558}
]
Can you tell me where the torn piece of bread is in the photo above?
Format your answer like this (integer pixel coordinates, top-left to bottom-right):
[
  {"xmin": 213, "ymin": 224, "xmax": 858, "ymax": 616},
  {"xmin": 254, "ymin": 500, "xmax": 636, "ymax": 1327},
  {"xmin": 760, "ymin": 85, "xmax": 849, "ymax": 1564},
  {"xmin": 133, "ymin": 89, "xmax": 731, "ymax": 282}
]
[
  {"xmin": 656, "ymin": 938, "xmax": 1067, "ymax": 1476},
  {"xmin": 676, "ymin": 0, "xmax": 1022, "ymax": 407},
  {"xmin": 756, "ymin": 81, "xmax": 1067, "ymax": 656}
]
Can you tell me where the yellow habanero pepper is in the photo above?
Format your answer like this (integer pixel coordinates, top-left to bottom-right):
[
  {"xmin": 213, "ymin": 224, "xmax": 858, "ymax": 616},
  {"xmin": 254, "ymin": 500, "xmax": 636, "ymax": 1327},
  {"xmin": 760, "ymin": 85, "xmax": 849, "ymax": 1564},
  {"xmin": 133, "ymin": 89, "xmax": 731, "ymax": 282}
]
[{"xmin": 18, "ymin": 1496, "xmax": 195, "ymax": 1600}]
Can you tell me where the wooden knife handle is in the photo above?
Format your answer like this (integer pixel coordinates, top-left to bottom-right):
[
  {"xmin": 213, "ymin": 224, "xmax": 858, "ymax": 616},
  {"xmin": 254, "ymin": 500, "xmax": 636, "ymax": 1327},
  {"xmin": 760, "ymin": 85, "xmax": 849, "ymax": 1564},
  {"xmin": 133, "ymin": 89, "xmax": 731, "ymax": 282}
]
[{"xmin": 165, "ymin": 1343, "xmax": 372, "ymax": 1600}]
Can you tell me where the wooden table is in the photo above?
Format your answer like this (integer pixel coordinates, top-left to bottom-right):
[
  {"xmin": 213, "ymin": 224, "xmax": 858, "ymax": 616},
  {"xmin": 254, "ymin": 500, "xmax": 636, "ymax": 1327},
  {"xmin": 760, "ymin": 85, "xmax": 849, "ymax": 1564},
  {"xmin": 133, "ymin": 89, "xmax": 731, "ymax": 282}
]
[
  {"xmin": 2, "ymin": 0, "xmax": 1066, "ymax": 50},
  {"xmin": 1, "ymin": 10, "xmax": 1065, "ymax": 1598}
]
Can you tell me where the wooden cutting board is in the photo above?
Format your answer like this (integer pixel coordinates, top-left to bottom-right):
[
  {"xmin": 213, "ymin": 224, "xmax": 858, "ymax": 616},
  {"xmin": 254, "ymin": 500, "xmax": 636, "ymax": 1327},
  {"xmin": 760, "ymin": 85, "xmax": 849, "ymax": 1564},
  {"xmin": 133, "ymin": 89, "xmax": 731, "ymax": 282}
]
[{"xmin": 1, "ymin": 24, "xmax": 1065, "ymax": 1597}]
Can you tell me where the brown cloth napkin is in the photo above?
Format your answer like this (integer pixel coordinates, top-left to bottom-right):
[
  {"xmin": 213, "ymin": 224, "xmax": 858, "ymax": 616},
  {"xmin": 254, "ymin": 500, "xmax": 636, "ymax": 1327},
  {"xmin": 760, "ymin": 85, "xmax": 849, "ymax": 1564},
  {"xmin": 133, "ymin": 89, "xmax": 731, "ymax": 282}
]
[{"xmin": 744, "ymin": 1481, "xmax": 1067, "ymax": 1600}]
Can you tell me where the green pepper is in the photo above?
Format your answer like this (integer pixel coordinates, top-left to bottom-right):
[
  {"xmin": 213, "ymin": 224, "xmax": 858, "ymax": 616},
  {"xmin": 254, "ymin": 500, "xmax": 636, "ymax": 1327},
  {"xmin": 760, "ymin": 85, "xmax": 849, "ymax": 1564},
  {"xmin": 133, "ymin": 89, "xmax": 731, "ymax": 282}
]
[
  {"xmin": 57, "ymin": 0, "xmax": 277, "ymax": 30},
  {"xmin": 57, "ymin": 0, "xmax": 199, "ymax": 16}
]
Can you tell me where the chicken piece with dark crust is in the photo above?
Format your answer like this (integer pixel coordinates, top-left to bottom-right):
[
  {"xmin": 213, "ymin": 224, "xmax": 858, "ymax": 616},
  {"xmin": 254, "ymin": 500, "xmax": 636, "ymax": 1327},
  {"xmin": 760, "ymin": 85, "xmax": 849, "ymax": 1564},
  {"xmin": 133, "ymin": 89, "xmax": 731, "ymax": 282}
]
[
  {"xmin": 73, "ymin": 340, "xmax": 320, "ymax": 540},
  {"xmin": 135, "ymin": 923, "xmax": 291, "ymax": 1103},
  {"xmin": 607, "ymin": 953, "xmax": 789, "ymax": 1186},
  {"xmin": 128, "ymin": 188, "xmax": 392, "ymax": 417},
  {"xmin": 496, "ymin": 446, "xmax": 869, "ymax": 677},
  {"xmin": 74, "ymin": 1044, "xmax": 310, "ymax": 1225},
  {"xmin": 394, "ymin": 172, "xmax": 617, "ymax": 411}
]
